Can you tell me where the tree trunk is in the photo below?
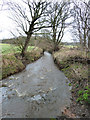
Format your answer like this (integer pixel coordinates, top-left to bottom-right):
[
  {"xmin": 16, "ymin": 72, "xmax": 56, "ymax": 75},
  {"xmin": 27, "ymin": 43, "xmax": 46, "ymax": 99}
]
[
  {"xmin": 79, "ymin": 37, "xmax": 83, "ymax": 47},
  {"xmin": 83, "ymin": 28, "xmax": 86, "ymax": 48},
  {"xmin": 88, "ymin": 35, "xmax": 90, "ymax": 50},
  {"xmin": 54, "ymin": 42, "xmax": 59, "ymax": 51},
  {"xmin": 21, "ymin": 34, "xmax": 32, "ymax": 57}
]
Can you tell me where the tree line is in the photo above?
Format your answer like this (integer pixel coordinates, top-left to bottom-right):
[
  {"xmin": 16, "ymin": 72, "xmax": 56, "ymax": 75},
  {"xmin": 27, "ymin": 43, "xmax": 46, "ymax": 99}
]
[{"xmin": 2, "ymin": 0, "xmax": 90, "ymax": 57}]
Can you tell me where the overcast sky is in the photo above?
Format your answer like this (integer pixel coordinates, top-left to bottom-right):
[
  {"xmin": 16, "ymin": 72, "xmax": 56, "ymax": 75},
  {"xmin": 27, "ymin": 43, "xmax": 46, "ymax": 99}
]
[{"xmin": 0, "ymin": 0, "xmax": 87, "ymax": 42}]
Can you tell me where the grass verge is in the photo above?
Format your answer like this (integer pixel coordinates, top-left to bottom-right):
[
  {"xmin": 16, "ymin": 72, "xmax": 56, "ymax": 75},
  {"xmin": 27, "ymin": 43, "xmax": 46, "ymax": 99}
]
[
  {"xmin": 1, "ymin": 44, "xmax": 43, "ymax": 80},
  {"xmin": 53, "ymin": 47, "xmax": 90, "ymax": 118},
  {"xmin": 1, "ymin": 55, "xmax": 25, "ymax": 79}
]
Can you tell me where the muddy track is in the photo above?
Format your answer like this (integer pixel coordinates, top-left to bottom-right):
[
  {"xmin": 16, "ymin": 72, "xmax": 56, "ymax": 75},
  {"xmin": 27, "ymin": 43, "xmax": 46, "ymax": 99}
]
[{"xmin": 0, "ymin": 52, "xmax": 71, "ymax": 118}]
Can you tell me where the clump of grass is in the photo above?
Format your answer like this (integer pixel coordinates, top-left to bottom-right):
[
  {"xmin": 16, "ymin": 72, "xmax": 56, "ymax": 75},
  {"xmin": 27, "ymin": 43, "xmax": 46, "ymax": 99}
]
[
  {"xmin": 2, "ymin": 55, "xmax": 25, "ymax": 79},
  {"xmin": 23, "ymin": 47, "xmax": 43, "ymax": 65}
]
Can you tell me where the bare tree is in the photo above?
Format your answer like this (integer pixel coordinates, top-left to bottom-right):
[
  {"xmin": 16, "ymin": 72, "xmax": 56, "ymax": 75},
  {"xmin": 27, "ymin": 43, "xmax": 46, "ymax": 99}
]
[
  {"xmin": 41, "ymin": 29, "xmax": 51, "ymax": 40},
  {"xmin": 0, "ymin": 0, "xmax": 10, "ymax": 11},
  {"xmin": 87, "ymin": 0, "xmax": 90, "ymax": 49},
  {"xmin": 47, "ymin": 1, "xmax": 71, "ymax": 51},
  {"xmin": 72, "ymin": 0, "xmax": 89, "ymax": 48},
  {"xmin": 8, "ymin": 0, "xmax": 50, "ymax": 57}
]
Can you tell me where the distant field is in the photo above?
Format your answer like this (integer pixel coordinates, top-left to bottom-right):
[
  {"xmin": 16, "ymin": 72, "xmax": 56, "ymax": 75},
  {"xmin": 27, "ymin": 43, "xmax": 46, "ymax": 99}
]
[
  {"xmin": 63, "ymin": 45, "xmax": 78, "ymax": 48},
  {"xmin": 0, "ymin": 43, "xmax": 34, "ymax": 55},
  {"xmin": 1, "ymin": 36, "xmax": 54, "ymax": 52}
]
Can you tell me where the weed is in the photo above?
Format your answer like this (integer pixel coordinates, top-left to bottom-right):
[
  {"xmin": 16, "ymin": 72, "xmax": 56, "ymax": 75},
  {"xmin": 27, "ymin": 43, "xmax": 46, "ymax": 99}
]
[
  {"xmin": 77, "ymin": 86, "xmax": 90, "ymax": 104},
  {"xmin": 75, "ymin": 84, "xmax": 79, "ymax": 88},
  {"xmin": 68, "ymin": 83, "xmax": 72, "ymax": 86},
  {"xmin": 78, "ymin": 90, "xmax": 83, "ymax": 95}
]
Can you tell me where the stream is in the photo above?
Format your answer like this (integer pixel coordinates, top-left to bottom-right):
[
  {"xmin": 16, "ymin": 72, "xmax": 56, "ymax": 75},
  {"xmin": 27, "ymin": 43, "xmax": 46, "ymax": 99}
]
[{"xmin": 0, "ymin": 52, "xmax": 71, "ymax": 118}]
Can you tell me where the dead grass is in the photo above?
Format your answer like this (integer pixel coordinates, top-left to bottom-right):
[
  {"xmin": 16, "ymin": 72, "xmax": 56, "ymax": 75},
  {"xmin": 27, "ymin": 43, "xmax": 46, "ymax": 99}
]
[
  {"xmin": 53, "ymin": 46, "xmax": 89, "ymax": 85},
  {"xmin": 22, "ymin": 47, "xmax": 43, "ymax": 65},
  {"xmin": 53, "ymin": 46, "xmax": 89, "ymax": 117},
  {"xmin": 53, "ymin": 47, "xmax": 88, "ymax": 61}
]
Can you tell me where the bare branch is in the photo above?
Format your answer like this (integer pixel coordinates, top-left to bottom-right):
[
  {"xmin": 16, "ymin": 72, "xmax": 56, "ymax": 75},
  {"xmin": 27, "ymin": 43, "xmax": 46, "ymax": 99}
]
[{"xmin": 7, "ymin": 0, "xmax": 50, "ymax": 56}]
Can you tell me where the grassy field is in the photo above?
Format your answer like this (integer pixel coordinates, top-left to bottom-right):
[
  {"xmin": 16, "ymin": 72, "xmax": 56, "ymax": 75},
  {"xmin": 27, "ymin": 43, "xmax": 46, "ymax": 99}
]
[
  {"xmin": 0, "ymin": 36, "xmax": 54, "ymax": 79},
  {"xmin": 1, "ymin": 43, "xmax": 34, "ymax": 55},
  {"xmin": 1, "ymin": 43, "xmax": 43, "ymax": 80},
  {"xmin": 1, "ymin": 36, "xmax": 54, "ymax": 53}
]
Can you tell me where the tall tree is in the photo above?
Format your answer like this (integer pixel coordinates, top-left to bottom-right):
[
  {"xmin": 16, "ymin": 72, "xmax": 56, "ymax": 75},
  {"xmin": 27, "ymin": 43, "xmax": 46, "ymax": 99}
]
[
  {"xmin": 8, "ymin": 0, "xmax": 50, "ymax": 57},
  {"xmin": 72, "ymin": 0, "xmax": 89, "ymax": 48},
  {"xmin": 87, "ymin": 0, "xmax": 90, "ymax": 49},
  {"xmin": 47, "ymin": 1, "xmax": 70, "ymax": 51}
]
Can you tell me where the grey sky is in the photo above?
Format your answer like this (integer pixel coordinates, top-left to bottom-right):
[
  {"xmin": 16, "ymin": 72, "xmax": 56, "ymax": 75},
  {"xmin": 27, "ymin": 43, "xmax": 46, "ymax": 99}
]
[{"xmin": 0, "ymin": 0, "xmax": 86, "ymax": 42}]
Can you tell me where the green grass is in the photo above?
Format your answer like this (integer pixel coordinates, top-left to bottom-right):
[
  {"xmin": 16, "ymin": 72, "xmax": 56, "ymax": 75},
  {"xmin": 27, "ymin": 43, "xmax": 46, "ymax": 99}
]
[
  {"xmin": 1, "ymin": 43, "xmax": 43, "ymax": 79},
  {"xmin": 1, "ymin": 55, "xmax": 25, "ymax": 79},
  {"xmin": 63, "ymin": 45, "xmax": 78, "ymax": 48},
  {"xmin": 0, "ymin": 43, "xmax": 34, "ymax": 55}
]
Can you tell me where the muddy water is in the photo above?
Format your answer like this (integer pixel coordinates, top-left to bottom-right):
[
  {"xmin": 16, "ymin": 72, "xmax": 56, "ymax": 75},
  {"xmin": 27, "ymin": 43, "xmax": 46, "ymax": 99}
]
[{"xmin": 1, "ymin": 52, "xmax": 71, "ymax": 118}]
